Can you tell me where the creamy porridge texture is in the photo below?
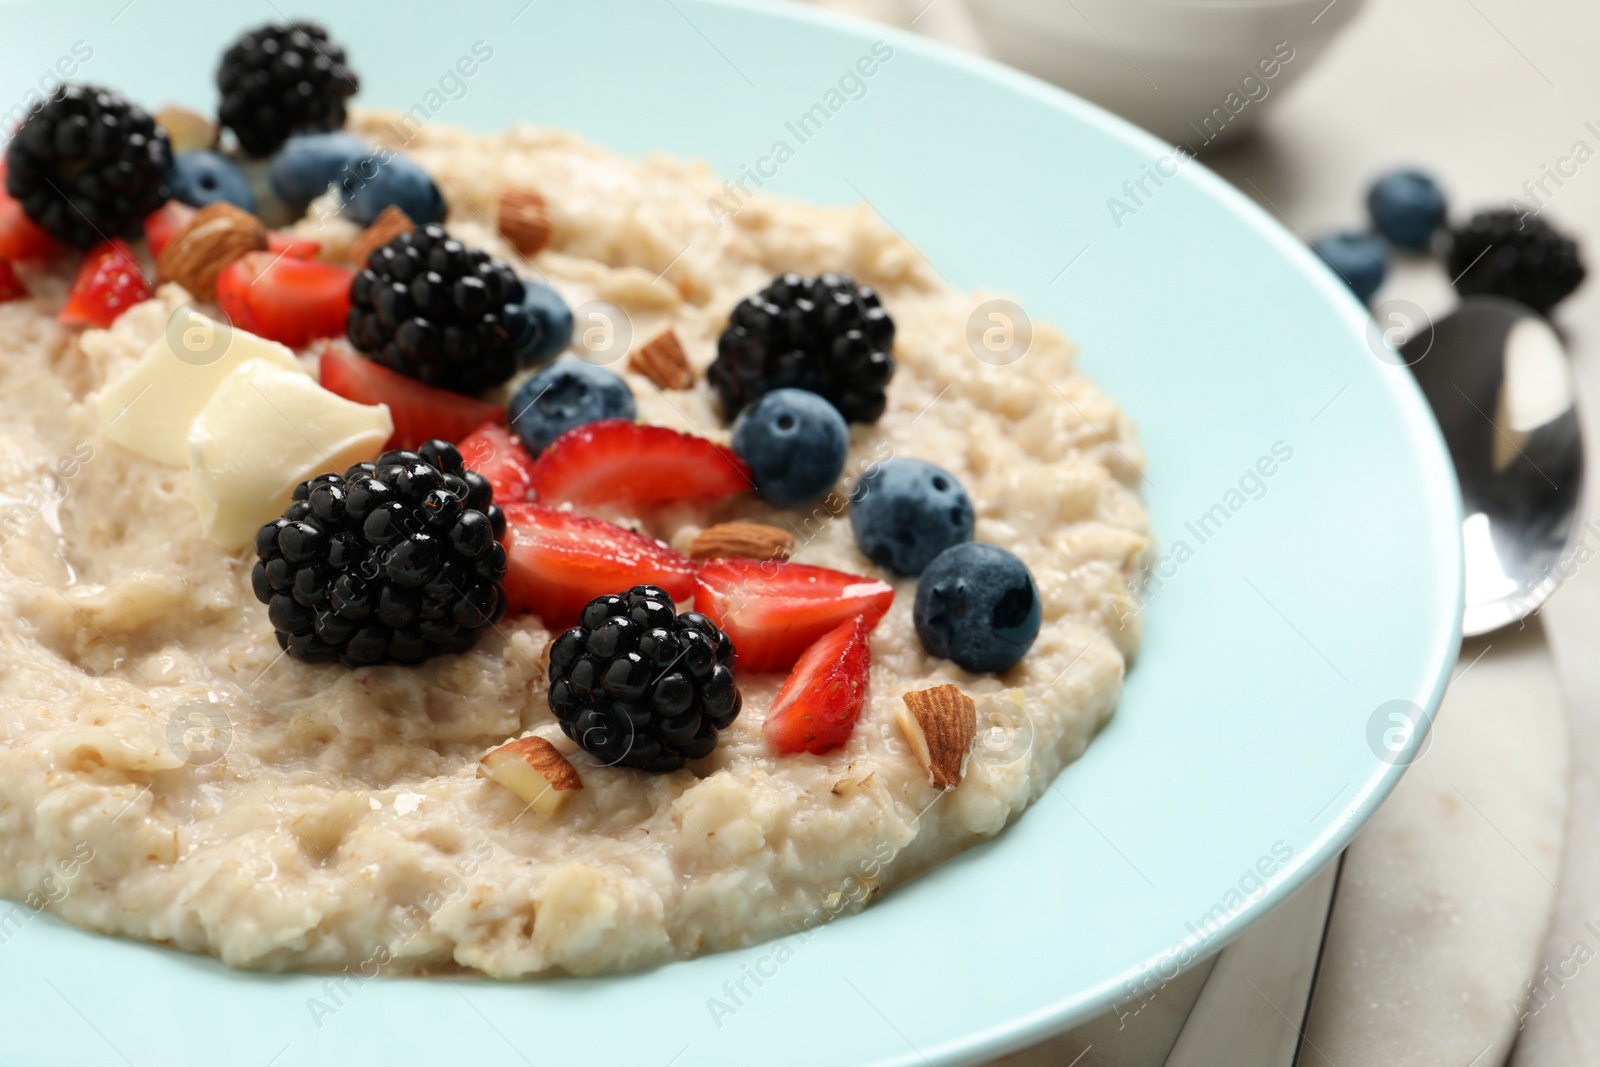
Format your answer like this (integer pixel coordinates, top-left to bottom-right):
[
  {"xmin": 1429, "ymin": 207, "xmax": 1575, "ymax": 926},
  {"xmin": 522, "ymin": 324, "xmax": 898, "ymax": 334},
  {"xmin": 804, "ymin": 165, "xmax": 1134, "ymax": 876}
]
[{"xmin": 0, "ymin": 105, "xmax": 1150, "ymax": 977}]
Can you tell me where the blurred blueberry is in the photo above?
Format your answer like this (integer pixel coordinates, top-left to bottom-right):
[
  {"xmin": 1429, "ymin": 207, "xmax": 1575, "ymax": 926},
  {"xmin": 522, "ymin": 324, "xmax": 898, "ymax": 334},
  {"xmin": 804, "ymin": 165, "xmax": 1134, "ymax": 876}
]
[
  {"xmin": 849, "ymin": 457, "xmax": 974, "ymax": 575},
  {"xmin": 509, "ymin": 279, "xmax": 574, "ymax": 368},
  {"xmin": 510, "ymin": 360, "xmax": 636, "ymax": 453},
  {"xmin": 913, "ymin": 542, "xmax": 1041, "ymax": 674},
  {"xmin": 268, "ymin": 132, "xmax": 371, "ymax": 209},
  {"xmin": 731, "ymin": 388, "xmax": 849, "ymax": 507},
  {"xmin": 1367, "ymin": 169, "xmax": 1447, "ymax": 251},
  {"xmin": 167, "ymin": 150, "xmax": 256, "ymax": 212},
  {"xmin": 1312, "ymin": 231, "xmax": 1388, "ymax": 303},
  {"xmin": 341, "ymin": 152, "xmax": 445, "ymax": 226}
]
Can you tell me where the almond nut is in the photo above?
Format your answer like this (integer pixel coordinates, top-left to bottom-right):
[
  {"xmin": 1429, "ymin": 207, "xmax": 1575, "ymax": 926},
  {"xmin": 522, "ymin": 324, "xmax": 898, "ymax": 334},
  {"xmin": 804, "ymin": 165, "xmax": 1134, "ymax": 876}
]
[
  {"xmin": 154, "ymin": 104, "xmax": 217, "ymax": 153},
  {"xmin": 629, "ymin": 328, "xmax": 695, "ymax": 390},
  {"xmin": 689, "ymin": 522, "xmax": 795, "ymax": 562},
  {"xmin": 896, "ymin": 684, "xmax": 977, "ymax": 789},
  {"xmin": 155, "ymin": 202, "xmax": 268, "ymax": 301},
  {"xmin": 479, "ymin": 735, "xmax": 582, "ymax": 816},
  {"xmin": 498, "ymin": 187, "xmax": 550, "ymax": 257},
  {"xmin": 348, "ymin": 205, "xmax": 415, "ymax": 268}
]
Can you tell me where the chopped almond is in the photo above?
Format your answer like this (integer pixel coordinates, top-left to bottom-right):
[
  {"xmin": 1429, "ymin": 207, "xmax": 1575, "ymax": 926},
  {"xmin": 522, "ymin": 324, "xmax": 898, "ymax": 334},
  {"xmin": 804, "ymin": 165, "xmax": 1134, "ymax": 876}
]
[
  {"xmin": 688, "ymin": 522, "xmax": 795, "ymax": 562},
  {"xmin": 155, "ymin": 202, "xmax": 267, "ymax": 301},
  {"xmin": 498, "ymin": 187, "xmax": 550, "ymax": 257},
  {"xmin": 896, "ymin": 684, "xmax": 977, "ymax": 789},
  {"xmin": 154, "ymin": 105, "xmax": 217, "ymax": 153},
  {"xmin": 479, "ymin": 736, "xmax": 582, "ymax": 816},
  {"xmin": 347, "ymin": 205, "xmax": 415, "ymax": 268},
  {"xmin": 629, "ymin": 328, "xmax": 695, "ymax": 390}
]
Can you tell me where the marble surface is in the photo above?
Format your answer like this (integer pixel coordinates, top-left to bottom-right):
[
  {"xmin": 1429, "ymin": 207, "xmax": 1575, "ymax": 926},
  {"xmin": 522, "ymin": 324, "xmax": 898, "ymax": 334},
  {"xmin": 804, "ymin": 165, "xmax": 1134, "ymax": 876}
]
[{"xmin": 1303, "ymin": 627, "xmax": 1567, "ymax": 1067}]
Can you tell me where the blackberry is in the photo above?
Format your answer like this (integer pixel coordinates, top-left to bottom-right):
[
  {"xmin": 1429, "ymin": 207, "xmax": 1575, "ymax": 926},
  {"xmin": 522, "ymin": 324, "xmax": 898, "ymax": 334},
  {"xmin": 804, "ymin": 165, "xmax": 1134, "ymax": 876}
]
[
  {"xmin": 547, "ymin": 587, "xmax": 741, "ymax": 773},
  {"xmin": 251, "ymin": 441, "xmax": 508, "ymax": 668},
  {"xmin": 217, "ymin": 22, "xmax": 359, "ymax": 158},
  {"xmin": 347, "ymin": 224, "xmax": 530, "ymax": 395},
  {"xmin": 710, "ymin": 272, "xmax": 895, "ymax": 424},
  {"xmin": 4, "ymin": 84, "xmax": 171, "ymax": 248},
  {"xmin": 1448, "ymin": 210, "xmax": 1585, "ymax": 314}
]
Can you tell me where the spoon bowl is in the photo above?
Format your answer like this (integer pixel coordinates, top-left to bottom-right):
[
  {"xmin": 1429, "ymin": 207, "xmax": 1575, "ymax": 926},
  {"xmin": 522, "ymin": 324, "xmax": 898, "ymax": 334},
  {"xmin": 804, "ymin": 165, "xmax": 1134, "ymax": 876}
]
[{"xmin": 1403, "ymin": 297, "xmax": 1585, "ymax": 636}]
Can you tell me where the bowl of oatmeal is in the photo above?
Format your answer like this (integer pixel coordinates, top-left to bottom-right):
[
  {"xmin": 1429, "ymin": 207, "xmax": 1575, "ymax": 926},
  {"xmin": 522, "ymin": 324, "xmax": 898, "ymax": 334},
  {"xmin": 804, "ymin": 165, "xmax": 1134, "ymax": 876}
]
[{"xmin": 0, "ymin": 1, "xmax": 1460, "ymax": 1065}]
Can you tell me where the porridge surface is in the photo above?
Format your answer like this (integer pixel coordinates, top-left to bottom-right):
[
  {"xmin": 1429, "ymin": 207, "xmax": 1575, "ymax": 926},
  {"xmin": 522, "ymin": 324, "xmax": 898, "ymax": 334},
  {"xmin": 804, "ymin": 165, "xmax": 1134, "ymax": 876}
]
[{"xmin": 0, "ymin": 110, "xmax": 1150, "ymax": 976}]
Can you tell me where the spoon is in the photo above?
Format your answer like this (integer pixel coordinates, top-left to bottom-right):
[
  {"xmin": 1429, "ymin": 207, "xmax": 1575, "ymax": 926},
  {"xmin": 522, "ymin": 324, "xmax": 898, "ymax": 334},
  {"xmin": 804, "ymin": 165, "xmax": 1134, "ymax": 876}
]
[{"xmin": 1402, "ymin": 296, "xmax": 1586, "ymax": 636}]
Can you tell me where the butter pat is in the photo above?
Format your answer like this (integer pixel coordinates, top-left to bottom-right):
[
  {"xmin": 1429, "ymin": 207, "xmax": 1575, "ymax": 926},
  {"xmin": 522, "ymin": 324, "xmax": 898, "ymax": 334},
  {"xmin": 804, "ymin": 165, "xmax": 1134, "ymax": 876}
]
[
  {"xmin": 95, "ymin": 314, "xmax": 305, "ymax": 467},
  {"xmin": 188, "ymin": 359, "xmax": 392, "ymax": 549}
]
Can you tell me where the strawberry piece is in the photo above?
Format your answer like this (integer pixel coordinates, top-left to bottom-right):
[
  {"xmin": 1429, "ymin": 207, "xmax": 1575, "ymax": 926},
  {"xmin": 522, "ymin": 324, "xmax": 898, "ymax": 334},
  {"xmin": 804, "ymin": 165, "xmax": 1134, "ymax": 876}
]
[
  {"xmin": 693, "ymin": 558, "xmax": 893, "ymax": 673},
  {"xmin": 0, "ymin": 199, "xmax": 57, "ymax": 262},
  {"xmin": 318, "ymin": 343, "xmax": 506, "ymax": 451},
  {"xmin": 458, "ymin": 422, "xmax": 537, "ymax": 504},
  {"xmin": 0, "ymin": 260, "xmax": 26, "ymax": 304},
  {"xmin": 763, "ymin": 616, "xmax": 872, "ymax": 755},
  {"xmin": 215, "ymin": 251, "xmax": 352, "ymax": 349},
  {"xmin": 0, "ymin": 165, "xmax": 58, "ymax": 262},
  {"xmin": 501, "ymin": 502, "xmax": 696, "ymax": 629},
  {"xmin": 527, "ymin": 419, "xmax": 752, "ymax": 508},
  {"xmin": 143, "ymin": 200, "xmax": 197, "ymax": 260},
  {"xmin": 59, "ymin": 240, "xmax": 149, "ymax": 327},
  {"xmin": 267, "ymin": 231, "xmax": 321, "ymax": 260}
]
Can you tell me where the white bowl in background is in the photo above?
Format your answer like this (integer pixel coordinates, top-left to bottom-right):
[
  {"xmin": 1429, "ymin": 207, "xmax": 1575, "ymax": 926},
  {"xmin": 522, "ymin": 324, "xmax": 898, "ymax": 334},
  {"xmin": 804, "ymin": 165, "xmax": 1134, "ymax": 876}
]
[{"xmin": 965, "ymin": 0, "xmax": 1366, "ymax": 146}]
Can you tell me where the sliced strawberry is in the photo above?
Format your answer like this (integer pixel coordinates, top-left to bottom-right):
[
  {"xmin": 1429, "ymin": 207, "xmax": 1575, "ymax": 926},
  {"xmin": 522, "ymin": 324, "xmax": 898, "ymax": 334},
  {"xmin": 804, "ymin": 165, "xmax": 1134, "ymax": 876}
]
[
  {"xmin": 143, "ymin": 200, "xmax": 197, "ymax": 259},
  {"xmin": 267, "ymin": 231, "xmax": 321, "ymax": 260},
  {"xmin": 527, "ymin": 419, "xmax": 752, "ymax": 508},
  {"xmin": 0, "ymin": 260, "xmax": 26, "ymax": 304},
  {"xmin": 0, "ymin": 165, "xmax": 58, "ymax": 262},
  {"xmin": 216, "ymin": 251, "xmax": 353, "ymax": 349},
  {"xmin": 501, "ymin": 502, "xmax": 696, "ymax": 629},
  {"xmin": 59, "ymin": 240, "xmax": 149, "ymax": 327},
  {"xmin": 319, "ymin": 343, "xmax": 506, "ymax": 450},
  {"xmin": 693, "ymin": 558, "xmax": 893, "ymax": 673},
  {"xmin": 0, "ymin": 199, "xmax": 57, "ymax": 262},
  {"xmin": 458, "ymin": 422, "xmax": 537, "ymax": 504},
  {"xmin": 763, "ymin": 616, "xmax": 872, "ymax": 755}
]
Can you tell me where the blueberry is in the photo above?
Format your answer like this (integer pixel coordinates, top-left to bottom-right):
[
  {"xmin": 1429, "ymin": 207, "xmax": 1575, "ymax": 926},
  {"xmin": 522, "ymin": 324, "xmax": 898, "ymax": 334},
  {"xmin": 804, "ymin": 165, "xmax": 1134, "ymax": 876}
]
[
  {"xmin": 342, "ymin": 153, "xmax": 446, "ymax": 226},
  {"xmin": 268, "ymin": 132, "xmax": 371, "ymax": 209},
  {"xmin": 1367, "ymin": 169, "xmax": 1447, "ymax": 251},
  {"xmin": 508, "ymin": 279, "xmax": 574, "ymax": 368},
  {"xmin": 509, "ymin": 360, "xmax": 637, "ymax": 453},
  {"xmin": 730, "ymin": 388, "xmax": 849, "ymax": 507},
  {"xmin": 1312, "ymin": 231, "xmax": 1387, "ymax": 303},
  {"xmin": 849, "ymin": 458, "xmax": 974, "ymax": 576},
  {"xmin": 913, "ymin": 542, "xmax": 1041, "ymax": 674},
  {"xmin": 167, "ymin": 150, "xmax": 256, "ymax": 213}
]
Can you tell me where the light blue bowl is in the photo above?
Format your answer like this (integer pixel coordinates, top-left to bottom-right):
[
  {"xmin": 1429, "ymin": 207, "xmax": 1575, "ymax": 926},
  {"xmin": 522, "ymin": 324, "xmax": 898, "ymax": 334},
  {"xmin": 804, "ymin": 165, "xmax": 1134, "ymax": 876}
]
[{"xmin": 0, "ymin": 1, "xmax": 1462, "ymax": 1065}]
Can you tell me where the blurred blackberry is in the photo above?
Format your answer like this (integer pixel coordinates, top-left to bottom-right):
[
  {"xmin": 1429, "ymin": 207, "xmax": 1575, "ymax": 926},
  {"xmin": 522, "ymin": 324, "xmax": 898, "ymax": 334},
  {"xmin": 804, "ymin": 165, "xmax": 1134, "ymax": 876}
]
[
  {"xmin": 1448, "ymin": 210, "xmax": 1585, "ymax": 313},
  {"xmin": 217, "ymin": 21, "xmax": 359, "ymax": 157},
  {"xmin": 710, "ymin": 272, "xmax": 895, "ymax": 423},
  {"xmin": 347, "ymin": 224, "xmax": 530, "ymax": 395},
  {"xmin": 547, "ymin": 586, "xmax": 741, "ymax": 773},
  {"xmin": 4, "ymin": 84, "xmax": 171, "ymax": 248},
  {"xmin": 251, "ymin": 441, "xmax": 508, "ymax": 668}
]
